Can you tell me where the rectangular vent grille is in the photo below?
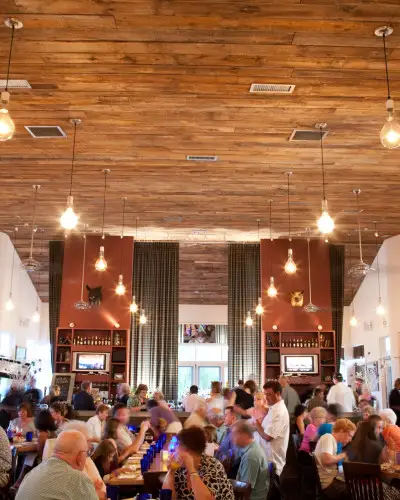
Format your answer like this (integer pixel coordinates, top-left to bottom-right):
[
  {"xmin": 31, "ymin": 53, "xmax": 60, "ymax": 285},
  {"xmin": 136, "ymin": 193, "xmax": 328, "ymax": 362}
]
[
  {"xmin": 163, "ymin": 216, "xmax": 182, "ymax": 223},
  {"xmin": 249, "ymin": 83, "xmax": 295, "ymax": 94},
  {"xmin": 186, "ymin": 155, "xmax": 218, "ymax": 161},
  {"xmin": 289, "ymin": 129, "xmax": 329, "ymax": 142},
  {"xmin": 25, "ymin": 126, "xmax": 67, "ymax": 138},
  {"xmin": 0, "ymin": 80, "xmax": 31, "ymax": 89}
]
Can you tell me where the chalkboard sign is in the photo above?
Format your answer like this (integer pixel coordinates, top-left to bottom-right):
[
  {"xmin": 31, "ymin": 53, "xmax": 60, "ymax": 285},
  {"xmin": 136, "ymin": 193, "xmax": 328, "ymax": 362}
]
[{"xmin": 51, "ymin": 373, "xmax": 76, "ymax": 402}]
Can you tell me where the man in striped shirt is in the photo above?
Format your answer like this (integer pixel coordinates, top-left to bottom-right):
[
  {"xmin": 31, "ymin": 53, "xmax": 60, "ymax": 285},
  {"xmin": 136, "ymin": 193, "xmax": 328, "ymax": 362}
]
[{"xmin": 16, "ymin": 430, "xmax": 99, "ymax": 500}]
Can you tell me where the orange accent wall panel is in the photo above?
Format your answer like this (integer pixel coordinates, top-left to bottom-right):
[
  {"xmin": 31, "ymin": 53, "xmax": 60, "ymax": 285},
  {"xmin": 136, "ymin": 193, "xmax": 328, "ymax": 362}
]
[
  {"xmin": 260, "ymin": 239, "xmax": 332, "ymax": 331},
  {"xmin": 59, "ymin": 235, "xmax": 134, "ymax": 330}
]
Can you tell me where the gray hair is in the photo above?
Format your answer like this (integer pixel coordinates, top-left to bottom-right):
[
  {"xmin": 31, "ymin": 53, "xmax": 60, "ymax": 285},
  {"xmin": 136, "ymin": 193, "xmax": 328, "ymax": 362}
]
[
  {"xmin": 63, "ymin": 420, "xmax": 90, "ymax": 440},
  {"xmin": 119, "ymin": 383, "xmax": 131, "ymax": 395},
  {"xmin": 232, "ymin": 419, "xmax": 255, "ymax": 437}
]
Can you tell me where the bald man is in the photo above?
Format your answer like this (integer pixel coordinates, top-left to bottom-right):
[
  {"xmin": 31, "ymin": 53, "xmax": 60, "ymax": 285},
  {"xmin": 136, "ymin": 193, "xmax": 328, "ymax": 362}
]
[{"xmin": 16, "ymin": 430, "xmax": 98, "ymax": 500}]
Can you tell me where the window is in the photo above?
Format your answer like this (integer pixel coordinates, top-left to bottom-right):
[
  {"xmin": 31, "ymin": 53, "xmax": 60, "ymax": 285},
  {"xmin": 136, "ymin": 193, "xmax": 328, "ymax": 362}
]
[
  {"xmin": 198, "ymin": 366, "xmax": 221, "ymax": 393},
  {"xmin": 178, "ymin": 366, "xmax": 194, "ymax": 400}
]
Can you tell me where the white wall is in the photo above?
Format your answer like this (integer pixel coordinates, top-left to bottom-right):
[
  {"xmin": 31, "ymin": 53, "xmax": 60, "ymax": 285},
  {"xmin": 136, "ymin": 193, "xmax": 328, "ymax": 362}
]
[
  {"xmin": 179, "ymin": 304, "xmax": 227, "ymax": 324},
  {"xmin": 343, "ymin": 235, "xmax": 400, "ymax": 407},
  {"xmin": 0, "ymin": 232, "xmax": 50, "ymax": 390}
]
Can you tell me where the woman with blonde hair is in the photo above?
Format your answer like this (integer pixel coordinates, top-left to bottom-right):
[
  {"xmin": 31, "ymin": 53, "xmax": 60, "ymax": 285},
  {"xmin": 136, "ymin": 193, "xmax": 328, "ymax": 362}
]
[
  {"xmin": 206, "ymin": 381, "xmax": 224, "ymax": 416},
  {"xmin": 300, "ymin": 406, "xmax": 327, "ymax": 454}
]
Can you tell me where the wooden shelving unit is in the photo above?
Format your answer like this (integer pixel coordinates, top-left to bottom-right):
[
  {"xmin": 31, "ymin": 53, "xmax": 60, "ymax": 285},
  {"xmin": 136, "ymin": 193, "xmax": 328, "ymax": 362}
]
[
  {"xmin": 55, "ymin": 327, "xmax": 130, "ymax": 401},
  {"xmin": 264, "ymin": 330, "xmax": 337, "ymax": 388}
]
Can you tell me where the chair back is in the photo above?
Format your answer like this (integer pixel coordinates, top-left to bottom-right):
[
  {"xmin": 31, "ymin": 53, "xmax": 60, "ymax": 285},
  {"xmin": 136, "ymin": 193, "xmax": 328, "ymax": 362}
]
[
  {"xmin": 343, "ymin": 462, "xmax": 384, "ymax": 500},
  {"xmin": 143, "ymin": 471, "xmax": 167, "ymax": 497},
  {"xmin": 229, "ymin": 479, "xmax": 252, "ymax": 500},
  {"xmin": 310, "ymin": 454, "xmax": 324, "ymax": 496}
]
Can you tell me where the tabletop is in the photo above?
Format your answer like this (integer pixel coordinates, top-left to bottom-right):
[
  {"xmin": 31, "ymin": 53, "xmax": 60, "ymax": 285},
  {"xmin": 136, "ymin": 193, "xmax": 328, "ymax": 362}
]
[
  {"xmin": 381, "ymin": 463, "xmax": 400, "ymax": 485},
  {"xmin": 108, "ymin": 444, "xmax": 169, "ymax": 486},
  {"xmin": 11, "ymin": 440, "xmax": 38, "ymax": 454}
]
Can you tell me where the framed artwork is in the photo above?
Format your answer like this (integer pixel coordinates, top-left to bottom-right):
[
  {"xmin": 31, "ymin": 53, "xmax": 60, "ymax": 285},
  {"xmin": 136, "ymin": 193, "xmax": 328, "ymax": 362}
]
[{"xmin": 15, "ymin": 346, "xmax": 27, "ymax": 362}]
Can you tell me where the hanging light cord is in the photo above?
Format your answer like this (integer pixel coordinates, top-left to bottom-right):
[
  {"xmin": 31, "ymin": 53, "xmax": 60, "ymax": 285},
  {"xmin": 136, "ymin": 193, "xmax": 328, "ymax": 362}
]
[
  {"xmin": 101, "ymin": 171, "xmax": 108, "ymax": 238},
  {"xmin": 9, "ymin": 226, "xmax": 17, "ymax": 295},
  {"xmin": 120, "ymin": 197, "xmax": 126, "ymax": 272},
  {"xmin": 80, "ymin": 227, "xmax": 87, "ymax": 301},
  {"xmin": 29, "ymin": 186, "xmax": 39, "ymax": 259},
  {"xmin": 383, "ymin": 33, "xmax": 391, "ymax": 100},
  {"xmin": 5, "ymin": 24, "xmax": 15, "ymax": 92},
  {"xmin": 69, "ymin": 121, "xmax": 78, "ymax": 196},
  {"xmin": 269, "ymin": 201, "xmax": 273, "ymax": 275},
  {"xmin": 348, "ymin": 234, "xmax": 356, "ymax": 313},
  {"xmin": 136, "ymin": 217, "xmax": 138, "ymax": 239},
  {"xmin": 307, "ymin": 237, "xmax": 313, "ymax": 303},
  {"xmin": 287, "ymin": 174, "xmax": 292, "ymax": 240},
  {"xmin": 257, "ymin": 219, "xmax": 260, "ymax": 241},
  {"xmin": 320, "ymin": 127, "xmax": 326, "ymax": 200},
  {"xmin": 375, "ymin": 223, "xmax": 382, "ymax": 299},
  {"xmin": 355, "ymin": 191, "xmax": 363, "ymax": 262},
  {"xmin": 36, "ymin": 230, "xmax": 44, "ymax": 309}
]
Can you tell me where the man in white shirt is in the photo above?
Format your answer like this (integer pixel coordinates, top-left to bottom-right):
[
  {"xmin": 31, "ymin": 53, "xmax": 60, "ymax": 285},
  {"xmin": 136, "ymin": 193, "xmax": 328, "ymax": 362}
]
[
  {"xmin": 86, "ymin": 403, "xmax": 109, "ymax": 443},
  {"xmin": 183, "ymin": 385, "xmax": 204, "ymax": 413},
  {"xmin": 255, "ymin": 380, "xmax": 289, "ymax": 476},
  {"xmin": 326, "ymin": 373, "xmax": 355, "ymax": 413}
]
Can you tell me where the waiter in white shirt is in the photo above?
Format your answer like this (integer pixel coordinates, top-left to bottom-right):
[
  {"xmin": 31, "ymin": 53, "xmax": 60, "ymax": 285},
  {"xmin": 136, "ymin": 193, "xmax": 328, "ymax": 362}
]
[
  {"xmin": 326, "ymin": 373, "xmax": 355, "ymax": 413},
  {"xmin": 255, "ymin": 380, "xmax": 289, "ymax": 476},
  {"xmin": 183, "ymin": 385, "xmax": 204, "ymax": 413}
]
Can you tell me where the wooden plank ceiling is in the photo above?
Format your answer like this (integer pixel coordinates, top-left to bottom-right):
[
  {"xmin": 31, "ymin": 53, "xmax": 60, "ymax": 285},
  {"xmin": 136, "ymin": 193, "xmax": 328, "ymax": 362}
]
[{"xmin": 1, "ymin": 0, "xmax": 399, "ymax": 304}]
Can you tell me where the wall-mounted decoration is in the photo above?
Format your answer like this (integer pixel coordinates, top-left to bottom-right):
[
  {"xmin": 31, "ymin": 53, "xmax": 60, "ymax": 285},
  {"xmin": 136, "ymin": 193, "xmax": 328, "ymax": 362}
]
[
  {"xmin": 183, "ymin": 324, "xmax": 216, "ymax": 343},
  {"xmin": 15, "ymin": 346, "xmax": 26, "ymax": 362}
]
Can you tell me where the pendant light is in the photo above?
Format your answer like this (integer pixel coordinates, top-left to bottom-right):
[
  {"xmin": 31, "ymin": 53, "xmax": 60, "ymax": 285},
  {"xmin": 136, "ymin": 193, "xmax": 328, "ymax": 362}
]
[
  {"xmin": 284, "ymin": 172, "xmax": 296, "ymax": 274},
  {"xmin": 303, "ymin": 233, "xmax": 322, "ymax": 313},
  {"xmin": 5, "ymin": 226, "xmax": 18, "ymax": 312},
  {"xmin": 75, "ymin": 225, "xmax": 90, "ymax": 310},
  {"xmin": 348, "ymin": 189, "xmax": 370, "ymax": 276},
  {"xmin": 21, "ymin": 185, "xmax": 41, "ymax": 272},
  {"xmin": 0, "ymin": 18, "xmax": 23, "ymax": 141},
  {"xmin": 245, "ymin": 311, "xmax": 253, "ymax": 327},
  {"xmin": 139, "ymin": 309, "xmax": 147, "ymax": 325},
  {"xmin": 255, "ymin": 298, "xmax": 264, "ymax": 315},
  {"xmin": 95, "ymin": 169, "xmax": 110, "ymax": 271},
  {"xmin": 267, "ymin": 200, "xmax": 278, "ymax": 297},
  {"xmin": 316, "ymin": 123, "xmax": 334, "ymax": 234},
  {"xmin": 60, "ymin": 119, "xmax": 81, "ymax": 230},
  {"xmin": 348, "ymin": 234, "xmax": 358, "ymax": 327},
  {"xmin": 375, "ymin": 26, "xmax": 400, "ymax": 149},
  {"xmin": 32, "ymin": 229, "xmax": 44, "ymax": 323},
  {"xmin": 374, "ymin": 223, "xmax": 385, "ymax": 316},
  {"xmin": 115, "ymin": 197, "xmax": 127, "ymax": 296},
  {"xmin": 130, "ymin": 296, "xmax": 138, "ymax": 314}
]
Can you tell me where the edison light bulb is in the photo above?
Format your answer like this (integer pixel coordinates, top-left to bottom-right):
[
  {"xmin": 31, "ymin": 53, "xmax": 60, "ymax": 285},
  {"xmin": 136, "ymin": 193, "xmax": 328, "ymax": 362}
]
[
  {"xmin": 0, "ymin": 108, "xmax": 15, "ymax": 141},
  {"xmin": 381, "ymin": 100, "xmax": 400, "ymax": 149},
  {"xmin": 245, "ymin": 311, "xmax": 253, "ymax": 327},
  {"xmin": 317, "ymin": 200, "xmax": 334, "ymax": 234},
  {"xmin": 115, "ymin": 274, "xmax": 126, "ymax": 295},
  {"xmin": 376, "ymin": 299, "xmax": 385, "ymax": 316},
  {"xmin": 267, "ymin": 276, "xmax": 277, "ymax": 298},
  {"xmin": 255, "ymin": 298, "xmax": 264, "ymax": 315},
  {"xmin": 95, "ymin": 246, "xmax": 107, "ymax": 271},
  {"xmin": 350, "ymin": 314, "xmax": 358, "ymax": 327},
  {"xmin": 60, "ymin": 195, "xmax": 78, "ymax": 230},
  {"xmin": 284, "ymin": 248, "xmax": 297, "ymax": 274},
  {"xmin": 32, "ymin": 309, "xmax": 40, "ymax": 323},
  {"xmin": 5, "ymin": 296, "xmax": 14, "ymax": 311},
  {"xmin": 139, "ymin": 309, "xmax": 147, "ymax": 325},
  {"xmin": 130, "ymin": 296, "xmax": 138, "ymax": 314}
]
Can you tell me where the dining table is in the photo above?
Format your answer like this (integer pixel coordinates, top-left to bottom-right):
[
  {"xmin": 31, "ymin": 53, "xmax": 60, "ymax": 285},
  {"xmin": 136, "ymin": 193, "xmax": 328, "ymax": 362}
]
[
  {"xmin": 11, "ymin": 439, "xmax": 38, "ymax": 454},
  {"xmin": 381, "ymin": 463, "xmax": 400, "ymax": 488}
]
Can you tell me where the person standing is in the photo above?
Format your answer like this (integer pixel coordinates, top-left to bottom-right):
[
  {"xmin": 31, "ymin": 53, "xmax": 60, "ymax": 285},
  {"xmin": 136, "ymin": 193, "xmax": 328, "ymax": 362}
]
[
  {"xmin": 228, "ymin": 380, "xmax": 256, "ymax": 418},
  {"xmin": 389, "ymin": 378, "xmax": 400, "ymax": 425},
  {"xmin": 115, "ymin": 383, "xmax": 131, "ymax": 406},
  {"xmin": 307, "ymin": 388, "xmax": 328, "ymax": 412},
  {"xmin": 326, "ymin": 373, "xmax": 355, "ymax": 412},
  {"xmin": 72, "ymin": 381, "xmax": 96, "ymax": 411},
  {"xmin": 23, "ymin": 378, "xmax": 43, "ymax": 407},
  {"xmin": 15, "ymin": 430, "xmax": 99, "ymax": 500},
  {"xmin": 86, "ymin": 404, "xmax": 110, "ymax": 443},
  {"xmin": 255, "ymin": 381, "xmax": 289, "ymax": 476},
  {"xmin": 127, "ymin": 384, "xmax": 148, "ymax": 412},
  {"xmin": 231, "ymin": 420, "xmax": 269, "ymax": 500},
  {"xmin": 279, "ymin": 376, "xmax": 301, "ymax": 415},
  {"xmin": 184, "ymin": 385, "xmax": 204, "ymax": 413}
]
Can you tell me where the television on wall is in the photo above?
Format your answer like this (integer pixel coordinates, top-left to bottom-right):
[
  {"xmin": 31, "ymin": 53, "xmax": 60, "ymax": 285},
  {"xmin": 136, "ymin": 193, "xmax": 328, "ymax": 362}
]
[
  {"xmin": 281, "ymin": 354, "xmax": 319, "ymax": 375},
  {"xmin": 183, "ymin": 324, "xmax": 216, "ymax": 343},
  {"xmin": 72, "ymin": 352, "xmax": 110, "ymax": 373}
]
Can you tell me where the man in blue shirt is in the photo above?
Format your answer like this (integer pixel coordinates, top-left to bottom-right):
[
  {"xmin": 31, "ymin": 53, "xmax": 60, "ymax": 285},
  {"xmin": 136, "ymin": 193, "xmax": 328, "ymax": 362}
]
[
  {"xmin": 231, "ymin": 420, "xmax": 270, "ymax": 500},
  {"xmin": 209, "ymin": 413, "xmax": 227, "ymax": 444},
  {"xmin": 216, "ymin": 406, "xmax": 240, "ymax": 478}
]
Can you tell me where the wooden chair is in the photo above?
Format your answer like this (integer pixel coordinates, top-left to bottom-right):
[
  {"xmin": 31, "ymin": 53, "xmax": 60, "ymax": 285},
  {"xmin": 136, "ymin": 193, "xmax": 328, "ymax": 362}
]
[
  {"xmin": 343, "ymin": 462, "xmax": 384, "ymax": 500},
  {"xmin": 143, "ymin": 471, "xmax": 167, "ymax": 497},
  {"xmin": 229, "ymin": 479, "xmax": 252, "ymax": 500}
]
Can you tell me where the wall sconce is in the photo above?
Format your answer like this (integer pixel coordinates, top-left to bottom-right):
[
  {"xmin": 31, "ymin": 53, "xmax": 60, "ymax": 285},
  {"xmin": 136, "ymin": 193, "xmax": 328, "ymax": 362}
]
[
  {"xmin": 272, "ymin": 324, "xmax": 278, "ymax": 331},
  {"xmin": 114, "ymin": 322, "xmax": 120, "ymax": 328},
  {"xmin": 69, "ymin": 322, "xmax": 75, "ymax": 328},
  {"xmin": 317, "ymin": 324, "xmax": 323, "ymax": 331}
]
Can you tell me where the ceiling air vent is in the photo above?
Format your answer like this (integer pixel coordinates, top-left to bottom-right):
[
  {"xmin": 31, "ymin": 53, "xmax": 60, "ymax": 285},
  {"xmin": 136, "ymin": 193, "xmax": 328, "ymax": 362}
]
[
  {"xmin": 186, "ymin": 155, "xmax": 218, "ymax": 161},
  {"xmin": 249, "ymin": 83, "xmax": 295, "ymax": 94},
  {"xmin": 25, "ymin": 126, "xmax": 67, "ymax": 138},
  {"xmin": 0, "ymin": 79, "xmax": 31, "ymax": 89},
  {"xmin": 163, "ymin": 216, "xmax": 182, "ymax": 223},
  {"xmin": 289, "ymin": 129, "xmax": 329, "ymax": 142}
]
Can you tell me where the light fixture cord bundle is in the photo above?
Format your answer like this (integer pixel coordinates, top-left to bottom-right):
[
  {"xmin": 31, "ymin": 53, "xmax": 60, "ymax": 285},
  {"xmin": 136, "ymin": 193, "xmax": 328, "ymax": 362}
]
[
  {"xmin": 307, "ymin": 236, "xmax": 313, "ymax": 303},
  {"xmin": 9, "ymin": 226, "xmax": 17, "ymax": 295},
  {"xmin": 36, "ymin": 229, "xmax": 44, "ymax": 309},
  {"xmin": 269, "ymin": 200, "xmax": 273, "ymax": 276},
  {"xmin": 320, "ymin": 126, "xmax": 326, "ymax": 200},
  {"xmin": 375, "ymin": 223, "xmax": 382, "ymax": 299},
  {"xmin": 120, "ymin": 197, "xmax": 126, "ymax": 272},
  {"xmin": 80, "ymin": 226, "xmax": 87, "ymax": 301},
  {"xmin": 355, "ymin": 191, "xmax": 363, "ymax": 262},
  {"xmin": 287, "ymin": 174, "xmax": 292, "ymax": 240},
  {"xmin": 383, "ymin": 32, "xmax": 391, "ymax": 100},
  {"xmin": 29, "ymin": 186, "xmax": 39, "ymax": 259},
  {"xmin": 5, "ymin": 24, "xmax": 15, "ymax": 92},
  {"xmin": 101, "ymin": 170, "xmax": 108, "ymax": 238},
  {"xmin": 69, "ymin": 121, "xmax": 78, "ymax": 196}
]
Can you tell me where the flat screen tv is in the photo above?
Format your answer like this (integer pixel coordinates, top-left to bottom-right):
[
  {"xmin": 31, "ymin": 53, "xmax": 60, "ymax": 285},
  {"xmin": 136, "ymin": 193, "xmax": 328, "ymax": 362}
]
[
  {"xmin": 72, "ymin": 352, "xmax": 110, "ymax": 373},
  {"xmin": 281, "ymin": 354, "xmax": 319, "ymax": 375}
]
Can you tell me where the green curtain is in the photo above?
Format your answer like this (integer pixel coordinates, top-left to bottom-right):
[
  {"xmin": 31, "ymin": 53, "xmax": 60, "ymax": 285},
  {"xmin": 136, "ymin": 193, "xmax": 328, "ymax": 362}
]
[
  {"xmin": 130, "ymin": 242, "xmax": 179, "ymax": 400},
  {"xmin": 329, "ymin": 244, "xmax": 345, "ymax": 367},
  {"xmin": 49, "ymin": 241, "xmax": 64, "ymax": 368},
  {"xmin": 228, "ymin": 244, "xmax": 261, "ymax": 386}
]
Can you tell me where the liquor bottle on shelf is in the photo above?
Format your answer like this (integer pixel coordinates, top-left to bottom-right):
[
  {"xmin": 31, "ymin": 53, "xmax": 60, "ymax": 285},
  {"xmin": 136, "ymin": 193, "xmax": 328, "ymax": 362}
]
[
  {"xmin": 94, "ymin": 336, "xmax": 98, "ymax": 346},
  {"xmin": 281, "ymin": 339, "xmax": 285, "ymax": 347},
  {"xmin": 300, "ymin": 339, "xmax": 303, "ymax": 348}
]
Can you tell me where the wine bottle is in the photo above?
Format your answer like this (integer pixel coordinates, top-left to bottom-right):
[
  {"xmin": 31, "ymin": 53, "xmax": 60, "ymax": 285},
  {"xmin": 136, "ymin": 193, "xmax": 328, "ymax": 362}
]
[
  {"xmin": 300, "ymin": 339, "xmax": 303, "ymax": 348},
  {"xmin": 94, "ymin": 336, "xmax": 98, "ymax": 346}
]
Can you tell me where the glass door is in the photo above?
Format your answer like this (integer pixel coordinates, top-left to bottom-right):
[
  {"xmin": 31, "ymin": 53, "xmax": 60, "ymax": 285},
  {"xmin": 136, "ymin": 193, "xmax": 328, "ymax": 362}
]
[
  {"xmin": 197, "ymin": 366, "xmax": 221, "ymax": 393},
  {"xmin": 178, "ymin": 366, "xmax": 194, "ymax": 400}
]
